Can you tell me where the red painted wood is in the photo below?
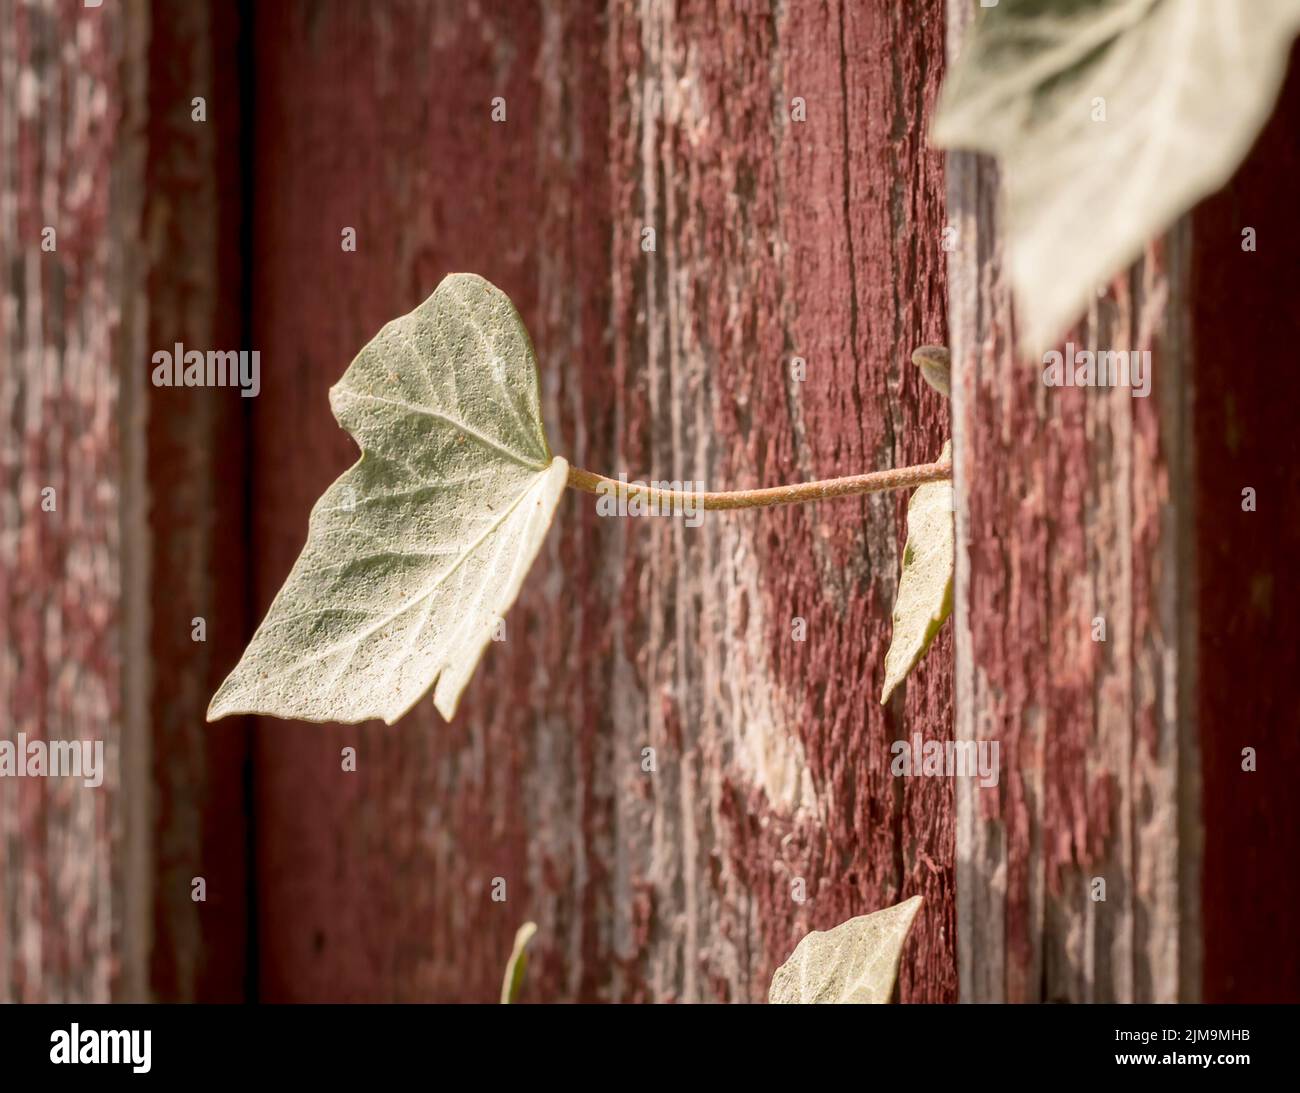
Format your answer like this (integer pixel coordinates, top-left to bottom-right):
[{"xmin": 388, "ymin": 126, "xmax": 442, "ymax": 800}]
[
  {"xmin": 11, "ymin": 0, "xmax": 1296, "ymax": 1009},
  {"xmin": 946, "ymin": 1, "xmax": 1197, "ymax": 1001},
  {"xmin": 1192, "ymin": 43, "xmax": 1300, "ymax": 1004},
  {"xmin": 249, "ymin": 0, "xmax": 577, "ymax": 1003},
  {"xmin": 9, "ymin": 0, "xmax": 1294, "ymax": 1007},
  {"xmin": 246, "ymin": 0, "xmax": 955, "ymax": 1002},
  {"xmin": 1, "ymin": 0, "xmax": 137, "ymax": 1002},
  {"xmin": 948, "ymin": 15, "xmax": 1300, "ymax": 1006},
  {"xmin": 143, "ymin": 0, "xmax": 251, "ymax": 1002}
]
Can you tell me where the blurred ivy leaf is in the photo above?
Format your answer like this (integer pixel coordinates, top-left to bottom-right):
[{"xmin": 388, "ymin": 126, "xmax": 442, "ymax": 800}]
[
  {"xmin": 208, "ymin": 273, "xmax": 567, "ymax": 726},
  {"xmin": 500, "ymin": 921, "xmax": 538, "ymax": 1004},
  {"xmin": 881, "ymin": 441, "xmax": 953, "ymax": 704},
  {"xmin": 932, "ymin": 0, "xmax": 1300, "ymax": 350},
  {"xmin": 769, "ymin": 896, "xmax": 923, "ymax": 1004}
]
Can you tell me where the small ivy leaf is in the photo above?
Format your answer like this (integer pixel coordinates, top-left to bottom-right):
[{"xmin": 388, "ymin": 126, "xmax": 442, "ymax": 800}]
[
  {"xmin": 881, "ymin": 441, "xmax": 953, "ymax": 704},
  {"xmin": 911, "ymin": 344, "xmax": 951, "ymax": 400},
  {"xmin": 769, "ymin": 895, "xmax": 923, "ymax": 1004},
  {"xmin": 207, "ymin": 273, "xmax": 567, "ymax": 726},
  {"xmin": 500, "ymin": 921, "xmax": 538, "ymax": 1004},
  {"xmin": 932, "ymin": 0, "xmax": 1300, "ymax": 351}
]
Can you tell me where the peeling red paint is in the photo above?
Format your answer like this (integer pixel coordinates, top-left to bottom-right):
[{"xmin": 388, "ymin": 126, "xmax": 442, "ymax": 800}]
[
  {"xmin": 247, "ymin": 0, "xmax": 954, "ymax": 1002},
  {"xmin": 949, "ymin": 0, "xmax": 1194, "ymax": 990},
  {"xmin": 950, "ymin": 23, "xmax": 1300, "ymax": 1006},
  {"xmin": 1, "ymin": 0, "xmax": 131, "ymax": 1002}
]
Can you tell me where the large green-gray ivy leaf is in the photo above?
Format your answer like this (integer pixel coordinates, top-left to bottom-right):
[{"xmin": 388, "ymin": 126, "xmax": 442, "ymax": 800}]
[
  {"xmin": 881, "ymin": 441, "xmax": 953, "ymax": 704},
  {"xmin": 769, "ymin": 896, "xmax": 923, "ymax": 1004},
  {"xmin": 932, "ymin": 0, "xmax": 1300, "ymax": 350},
  {"xmin": 207, "ymin": 273, "xmax": 567, "ymax": 726}
]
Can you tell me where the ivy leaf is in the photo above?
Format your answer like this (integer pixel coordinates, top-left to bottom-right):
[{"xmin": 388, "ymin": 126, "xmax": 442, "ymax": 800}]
[
  {"xmin": 500, "ymin": 921, "xmax": 538, "ymax": 1004},
  {"xmin": 207, "ymin": 273, "xmax": 567, "ymax": 726},
  {"xmin": 769, "ymin": 896, "xmax": 923, "ymax": 1004},
  {"xmin": 932, "ymin": 0, "xmax": 1300, "ymax": 350},
  {"xmin": 881, "ymin": 441, "xmax": 953, "ymax": 704}
]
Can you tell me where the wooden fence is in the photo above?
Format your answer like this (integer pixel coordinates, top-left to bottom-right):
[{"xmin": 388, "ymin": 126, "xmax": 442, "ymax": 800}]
[{"xmin": 1, "ymin": 0, "xmax": 1295, "ymax": 1003}]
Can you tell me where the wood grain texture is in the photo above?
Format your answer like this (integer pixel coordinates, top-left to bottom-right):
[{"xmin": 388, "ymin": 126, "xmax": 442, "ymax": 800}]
[
  {"xmin": 947, "ymin": 5, "xmax": 1300, "ymax": 1006},
  {"xmin": 143, "ymin": 0, "xmax": 251, "ymax": 1003},
  {"xmin": 11, "ymin": 0, "xmax": 1290, "ymax": 1008},
  {"xmin": 0, "ymin": 0, "xmax": 148, "ymax": 1002},
  {"xmin": 946, "ymin": 0, "xmax": 1200, "ymax": 1004},
  {"xmin": 1191, "ymin": 43, "xmax": 1300, "ymax": 1004},
  {"xmin": 1, "ymin": 0, "xmax": 251, "ymax": 1004},
  {"xmin": 247, "ymin": 0, "xmax": 955, "ymax": 1002}
]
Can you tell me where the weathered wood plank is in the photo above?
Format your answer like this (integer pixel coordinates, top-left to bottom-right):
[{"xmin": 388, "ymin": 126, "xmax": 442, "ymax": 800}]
[
  {"xmin": 1190, "ymin": 44, "xmax": 1300, "ymax": 1004},
  {"xmin": 0, "ymin": 0, "xmax": 148, "ymax": 1002},
  {"xmin": 143, "ymin": 0, "xmax": 250, "ymax": 1003},
  {"xmin": 1, "ymin": 0, "xmax": 251, "ymax": 1003},
  {"xmin": 248, "ymin": 0, "xmax": 955, "ymax": 1002},
  {"xmin": 949, "ymin": 9, "xmax": 1300, "ymax": 1007},
  {"xmin": 949, "ymin": 185, "xmax": 1197, "ymax": 1001}
]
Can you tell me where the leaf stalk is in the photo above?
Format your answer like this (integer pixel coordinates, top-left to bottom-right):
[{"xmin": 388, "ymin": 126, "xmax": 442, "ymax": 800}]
[{"xmin": 565, "ymin": 459, "xmax": 952, "ymax": 511}]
